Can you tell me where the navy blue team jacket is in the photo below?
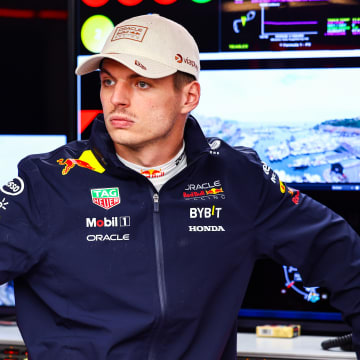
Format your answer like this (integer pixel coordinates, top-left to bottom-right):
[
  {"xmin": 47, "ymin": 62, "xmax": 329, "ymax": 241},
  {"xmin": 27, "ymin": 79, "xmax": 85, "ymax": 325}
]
[{"xmin": 1, "ymin": 115, "xmax": 360, "ymax": 359}]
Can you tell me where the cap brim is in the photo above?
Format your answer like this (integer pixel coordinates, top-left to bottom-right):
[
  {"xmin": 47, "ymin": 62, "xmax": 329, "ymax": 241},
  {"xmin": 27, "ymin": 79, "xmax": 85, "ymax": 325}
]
[{"xmin": 75, "ymin": 53, "xmax": 177, "ymax": 79}]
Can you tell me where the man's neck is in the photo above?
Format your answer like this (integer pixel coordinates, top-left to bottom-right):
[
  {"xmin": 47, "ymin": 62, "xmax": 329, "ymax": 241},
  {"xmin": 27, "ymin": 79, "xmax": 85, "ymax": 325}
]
[
  {"xmin": 117, "ymin": 142, "xmax": 187, "ymax": 192},
  {"xmin": 114, "ymin": 138, "xmax": 184, "ymax": 168}
]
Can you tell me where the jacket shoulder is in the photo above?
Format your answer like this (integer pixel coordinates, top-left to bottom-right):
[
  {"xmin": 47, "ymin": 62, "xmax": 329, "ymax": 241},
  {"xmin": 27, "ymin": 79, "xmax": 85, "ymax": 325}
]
[
  {"xmin": 233, "ymin": 145, "xmax": 262, "ymax": 162},
  {"xmin": 18, "ymin": 140, "xmax": 90, "ymax": 170},
  {"xmin": 207, "ymin": 137, "xmax": 263, "ymax": 165}
]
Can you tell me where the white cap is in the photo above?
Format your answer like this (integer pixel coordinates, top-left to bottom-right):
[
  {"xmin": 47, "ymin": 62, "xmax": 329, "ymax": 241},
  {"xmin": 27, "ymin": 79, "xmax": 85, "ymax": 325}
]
[{"xmin": 75, "ymin": 14, "xmax": 200, "ymax": 80}]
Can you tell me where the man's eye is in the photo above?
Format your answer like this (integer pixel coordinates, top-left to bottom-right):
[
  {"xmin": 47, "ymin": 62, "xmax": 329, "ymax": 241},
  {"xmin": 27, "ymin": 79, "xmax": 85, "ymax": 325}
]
[
  {"xmin": 137, "ymin": 81, "xmax": 149, "ymax": 89},
  {"xmin": 102, "ymin": 79, "xmax": 115, "ymax": 86}
]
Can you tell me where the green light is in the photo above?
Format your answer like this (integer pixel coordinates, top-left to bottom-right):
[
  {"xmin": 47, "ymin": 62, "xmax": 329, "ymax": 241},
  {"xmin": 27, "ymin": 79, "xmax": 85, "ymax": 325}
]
[
  {"xmin": 192, "ymin": 0, "xmax": 212, "ymax": 3},
  {"xmin": 81, "ymin": 15, "xmax": 114, "ymax": 53}
]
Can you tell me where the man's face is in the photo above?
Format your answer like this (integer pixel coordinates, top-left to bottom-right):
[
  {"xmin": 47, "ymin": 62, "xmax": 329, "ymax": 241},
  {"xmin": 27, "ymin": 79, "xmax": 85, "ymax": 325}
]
[{"xmin": 99, "ymin": 59, "xmax": 185, "ymax": 160}]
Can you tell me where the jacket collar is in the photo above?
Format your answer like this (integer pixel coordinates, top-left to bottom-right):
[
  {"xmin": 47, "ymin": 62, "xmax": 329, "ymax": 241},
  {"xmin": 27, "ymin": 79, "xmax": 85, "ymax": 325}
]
[{"xmin": 89, "ymin": 114, "xmax": 210, "ymax": 172}]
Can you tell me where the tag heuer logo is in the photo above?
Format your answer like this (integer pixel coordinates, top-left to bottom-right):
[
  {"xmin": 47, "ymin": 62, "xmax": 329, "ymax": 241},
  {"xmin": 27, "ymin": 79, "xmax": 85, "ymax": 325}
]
[{"xmin": 91, "ymin": 187, "xmax": 120, "ymax": 210}]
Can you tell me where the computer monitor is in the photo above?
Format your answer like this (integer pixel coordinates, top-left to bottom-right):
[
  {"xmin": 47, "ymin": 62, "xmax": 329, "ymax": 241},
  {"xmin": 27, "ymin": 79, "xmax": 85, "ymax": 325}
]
[
  {"xmin": 193, "ymin": 65, "xmax": 360, "ymax": 191},
  {"xmin": 238, "ymin": 258, "xmax": 351, "ymax": 335}
]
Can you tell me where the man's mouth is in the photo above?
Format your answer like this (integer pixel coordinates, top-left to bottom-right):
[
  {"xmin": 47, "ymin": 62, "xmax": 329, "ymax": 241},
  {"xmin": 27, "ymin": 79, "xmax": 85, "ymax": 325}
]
[{"xmin": 109, "ymin": 116, "xmax": 134, "ymax": 129}]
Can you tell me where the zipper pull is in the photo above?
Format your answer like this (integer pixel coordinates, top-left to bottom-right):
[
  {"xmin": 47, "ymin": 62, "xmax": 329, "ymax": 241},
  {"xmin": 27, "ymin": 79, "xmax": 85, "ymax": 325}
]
[{"xmin": 153, "ymin": 193, "xmax": 159, "ymax": 212}]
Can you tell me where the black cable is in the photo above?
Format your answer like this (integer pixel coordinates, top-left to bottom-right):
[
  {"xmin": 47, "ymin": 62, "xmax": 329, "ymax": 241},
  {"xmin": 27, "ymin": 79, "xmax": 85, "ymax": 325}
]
[{"xmin": 321, "ymin": 333, "xmax": 354, "ymax": 351}]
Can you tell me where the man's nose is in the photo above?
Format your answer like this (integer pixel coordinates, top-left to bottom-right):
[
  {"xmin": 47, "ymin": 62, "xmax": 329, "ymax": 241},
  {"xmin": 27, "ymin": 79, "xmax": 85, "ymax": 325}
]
[{"xmin": 110, "ymin": 82, "xmax": 130, "ymax": 107}]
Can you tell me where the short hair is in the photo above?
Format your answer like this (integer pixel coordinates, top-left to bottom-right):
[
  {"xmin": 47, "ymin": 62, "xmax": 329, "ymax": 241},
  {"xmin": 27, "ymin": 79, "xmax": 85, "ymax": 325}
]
[{"xmin": 173, "ymin": 71, "xmax": 196, "ymax": 91}]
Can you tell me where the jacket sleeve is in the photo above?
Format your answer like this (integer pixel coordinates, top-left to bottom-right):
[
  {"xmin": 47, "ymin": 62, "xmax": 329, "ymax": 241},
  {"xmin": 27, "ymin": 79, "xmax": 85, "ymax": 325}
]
[
  {"xmin": 0, "ymin": 158, "xmax": 48, "ymax": 284},
  {"xmin": 246, "ymin": 151, "xmax": 360, "ymax": 358}
]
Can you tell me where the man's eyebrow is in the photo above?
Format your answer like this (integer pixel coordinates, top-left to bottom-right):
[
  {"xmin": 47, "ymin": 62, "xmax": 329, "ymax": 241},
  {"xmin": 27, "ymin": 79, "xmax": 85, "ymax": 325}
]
[
  {"xmin": 100, "ymin": 66, "xmax": 147, "ymax": 81},
  {"xmin": 99, "ymin": 67, "xmax": 113, "ymax": 77}
]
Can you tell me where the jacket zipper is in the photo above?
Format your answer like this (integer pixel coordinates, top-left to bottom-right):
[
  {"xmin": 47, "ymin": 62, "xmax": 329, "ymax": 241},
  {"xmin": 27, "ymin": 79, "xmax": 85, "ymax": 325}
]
[{"xmin": 148, "ymin": 191, "xmax": 167, "ymax": 360}]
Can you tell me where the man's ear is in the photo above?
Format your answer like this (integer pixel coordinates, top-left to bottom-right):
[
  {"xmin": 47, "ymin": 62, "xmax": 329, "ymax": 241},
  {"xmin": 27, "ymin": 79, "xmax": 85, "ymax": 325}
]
[{"xmin": 180, "ymin": 81, "xmax": 201, "ymax": 115}]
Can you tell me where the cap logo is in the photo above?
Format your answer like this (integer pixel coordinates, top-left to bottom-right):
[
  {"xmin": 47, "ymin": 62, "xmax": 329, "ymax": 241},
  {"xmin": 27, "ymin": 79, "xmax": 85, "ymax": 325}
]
[
  {"xmin": 175, "ymin": 53, "xmax": 198, "ymax": 72},
  {"xmin": 135, "ymin": 60, "xmax": 147, "ymax": 70},
  {"xmin": 184, "ymin": 57, "xmax": 198, "ymax": 71},
  {"xmin": 175, "ymin": 54, "xmax": 183, "ymax": 63},
  {"xmin": 111, "ymin": 25, "xmax": 148, "ymax": 42}
]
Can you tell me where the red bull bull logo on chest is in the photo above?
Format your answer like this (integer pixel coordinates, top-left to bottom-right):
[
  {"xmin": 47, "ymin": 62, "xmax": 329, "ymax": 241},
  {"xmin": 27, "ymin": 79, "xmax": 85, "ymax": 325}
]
[
  {"xmin": 57, "ymin": 150, "xmax": 106, "ymax": 176},
  {"xmin": 57, "ymin": 158, "xmax": 95, "ymax": 175}
]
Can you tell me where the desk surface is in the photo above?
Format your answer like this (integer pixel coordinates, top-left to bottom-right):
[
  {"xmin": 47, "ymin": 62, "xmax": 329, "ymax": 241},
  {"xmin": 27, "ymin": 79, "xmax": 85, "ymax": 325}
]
[
  {"xmin": 0, "ymin": 324, "xmax": 23, "ymax": 345},
  {"xmin": 0, "ymin": 326, "xmax": 356, "ymax": 359},
  {"xmin": 237, "ymin": 333, "xmax": 357, "ymax": 359}
]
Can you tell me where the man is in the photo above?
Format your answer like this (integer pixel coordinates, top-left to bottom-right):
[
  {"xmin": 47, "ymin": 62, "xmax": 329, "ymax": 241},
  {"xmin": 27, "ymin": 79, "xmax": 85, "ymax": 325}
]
[{"xmin": 1, "ymin": 13, "xmax": 360, "ymax": 359}]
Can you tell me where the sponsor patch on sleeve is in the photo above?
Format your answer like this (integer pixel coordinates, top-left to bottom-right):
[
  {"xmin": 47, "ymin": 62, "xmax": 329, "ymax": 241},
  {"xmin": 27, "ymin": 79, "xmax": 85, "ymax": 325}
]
[
  {"xmin": 261, "ymin": 161, "xmax": 301, "ymax": 205},
  {"xmin": 1, "ymin": 177, "xmax": 25, "ymax": 196},
  {"xmin": 261, "ymin": 161, "xmax": 279, "ymax": 185}
]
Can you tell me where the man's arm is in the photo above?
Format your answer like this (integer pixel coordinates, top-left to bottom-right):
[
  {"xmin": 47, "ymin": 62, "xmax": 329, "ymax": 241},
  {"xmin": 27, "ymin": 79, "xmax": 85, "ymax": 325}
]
[
  {"xmin": 242, "ymin": 151, "xmax": 360, "ymax": 356},
  {"xmin": 0, "ymin": 160, "xmax": 47, "ymax": 284}
]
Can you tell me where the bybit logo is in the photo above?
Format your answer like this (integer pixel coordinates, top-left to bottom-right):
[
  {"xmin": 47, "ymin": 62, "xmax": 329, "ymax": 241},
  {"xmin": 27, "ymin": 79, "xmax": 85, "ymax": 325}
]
[{"xmin": 189, "ymin": 206, "xmax": 222, "ymax": 219}]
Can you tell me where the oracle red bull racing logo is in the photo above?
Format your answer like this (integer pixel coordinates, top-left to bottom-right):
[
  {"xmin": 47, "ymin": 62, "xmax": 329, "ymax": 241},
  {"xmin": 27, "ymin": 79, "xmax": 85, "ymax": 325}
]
[{"xmin": 183, "ymin": 180, "xmax": 225, "ymax": 200}]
